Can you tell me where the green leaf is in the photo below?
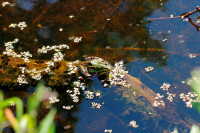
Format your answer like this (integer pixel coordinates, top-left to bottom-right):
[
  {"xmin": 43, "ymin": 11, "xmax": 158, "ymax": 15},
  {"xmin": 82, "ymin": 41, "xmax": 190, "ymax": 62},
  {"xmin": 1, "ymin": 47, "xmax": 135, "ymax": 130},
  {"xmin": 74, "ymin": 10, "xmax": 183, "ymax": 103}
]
[
  {"xmin": 190, "ymin": 125, "xmax": 200, "ymax": 133},
  {"xmin": 19, "ymin": 114, "xmax": 37, "ymax": 133},
  {"xmin": 27, "ymin": 81, "xmax": 45, "ymax": 118},
  {"xmin": 38, "ymin": 108, "xmax": 56, "ymax": 133},
  {"xmin": 0, "ymin": 97, "xmax": 23, "ymax": 120},
  {"xmin": 0, "ymin": 91, "xmax": 4, "ymax": 102}
]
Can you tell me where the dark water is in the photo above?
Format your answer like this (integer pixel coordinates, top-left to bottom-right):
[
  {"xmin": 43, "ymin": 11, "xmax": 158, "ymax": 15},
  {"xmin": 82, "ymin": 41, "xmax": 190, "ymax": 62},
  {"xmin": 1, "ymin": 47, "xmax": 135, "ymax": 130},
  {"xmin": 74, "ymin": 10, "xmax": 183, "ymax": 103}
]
[{"xmin": 1, "ymin": 0, "xmax": 200, "ymax": 133}]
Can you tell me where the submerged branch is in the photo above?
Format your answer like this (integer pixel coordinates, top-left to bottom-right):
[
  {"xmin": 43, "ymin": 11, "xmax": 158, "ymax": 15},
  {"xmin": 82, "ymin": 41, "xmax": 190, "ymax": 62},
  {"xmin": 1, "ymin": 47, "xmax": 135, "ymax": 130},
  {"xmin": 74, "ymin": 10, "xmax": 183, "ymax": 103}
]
[{"xmin": 147, "ymin": 6, "xmax": 200, "ymax": 31}]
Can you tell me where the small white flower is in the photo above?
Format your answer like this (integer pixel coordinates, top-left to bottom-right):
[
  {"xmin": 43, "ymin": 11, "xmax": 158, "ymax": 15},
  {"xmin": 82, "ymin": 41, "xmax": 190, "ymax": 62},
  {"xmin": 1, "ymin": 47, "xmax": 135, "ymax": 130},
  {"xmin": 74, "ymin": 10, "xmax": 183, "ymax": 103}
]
[
  {"xmin": 49, "ymin": 97, "xmax": 60, "ymax": 104},
  {"xmin": 17, "ymin": 74, "xmax": 28, "ymax": 85},
  {"xmin": 2, "ymin": 2, "xmax": 10, "ymax": 7},
  {"xmin": 59, "ymin": 28, "xmax": 63, "ymax": 31},
  {"xmin": 170, "ymin": 14, "xmax": 174, "ymax": 18},
  {"xmin": 153, "ymin": 100, "xmax": 165, "ymax": 107},
  {"xmin": 63, "ymin": 105, "xmax": 73, "ymax": 110},
  {"xmin": 10, "ymin": 101, "xmax": 15, "ymax": 106},
  {"xmin": 69, "ymin": 15, "xmax": 74, "ymax": 18},
  {"xmin": 91, "ymin": 102, "xmax": 102, "ymax": 109},
  {"xmin": 160, "ymin": 83, "xmax": 171, "ymax": 91},
  {"xmin": 155, "ymin": 93, "xmax": 164, "ymax": 99},
  {"xmin": 104, "ymin": 129, "xmax": 112, "ymax": 133},
  {"xmin": 145, "ymin": 66, "xmax": 154, "ymax": 72},
  {"xmin": 129, "ymin": 120, "xmax": 138, "ymax": 128},
  {"xmin": 9, "ymin": 23, "xmax": 17, "ymax": 28},
  {"xmin": 95, "ymin": 92, "xmax": 101, "ymax": 97},
  {"xmin": 166, "ymin": 92, "xmax": 176, "ymax": 102},
  {"xmin": 17, "ymin": 21, "xmax": 27, "ymax": 30},
  {"xmin": 189, "ymin": 54, "xmax": 196, "ymax": 58},
  {"xmin": 73, "ymin": 37, "xmax": 82, "ymax": 43}
]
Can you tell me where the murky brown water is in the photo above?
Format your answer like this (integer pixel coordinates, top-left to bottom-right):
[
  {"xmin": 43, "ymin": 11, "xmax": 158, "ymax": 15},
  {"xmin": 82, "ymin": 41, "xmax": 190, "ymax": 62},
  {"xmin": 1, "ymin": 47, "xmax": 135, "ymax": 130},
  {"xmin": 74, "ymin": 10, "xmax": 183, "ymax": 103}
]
[{"xmin": 1, "ymin": 0, "xmax": 200, "ymax": 133}]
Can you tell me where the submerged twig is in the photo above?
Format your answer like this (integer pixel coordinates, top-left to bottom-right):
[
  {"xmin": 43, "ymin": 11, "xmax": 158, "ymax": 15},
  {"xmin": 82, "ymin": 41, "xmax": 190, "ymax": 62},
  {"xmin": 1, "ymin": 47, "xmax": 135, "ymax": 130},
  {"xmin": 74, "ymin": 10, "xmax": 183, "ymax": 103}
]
[
  {"xmin": 32, "ymin": 7, "xmax": 48, "ymax": 24},
  {"xmin": 147, "ymin": 6, "xmax": 200, "ymax": 31},
  {"xmin": 181, "ymin": 6, "xmax": 200, "ymax": 18},
  {"xmin": 181, "ymin": 6, "xmax": 200, "ymax": 31},
  {"xmin": 147, "ymin": 16, "xmax": 180, "ymax": 21}
]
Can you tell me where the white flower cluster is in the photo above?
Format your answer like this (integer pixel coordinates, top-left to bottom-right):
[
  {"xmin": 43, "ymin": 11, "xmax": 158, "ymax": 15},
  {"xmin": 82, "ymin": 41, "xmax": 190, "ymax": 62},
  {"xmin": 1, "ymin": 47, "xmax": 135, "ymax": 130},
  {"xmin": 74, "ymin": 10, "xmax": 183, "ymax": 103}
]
[
  {"xmin": 17, "ymin": 61, "xmax": 55, "ymax": 85},
  {"xmin": 3, "ymin": 38, "xmax": 32, "ymax": 63},
  {"xmin": 44, "ymin": 61, "xmax": 54, "ymax": 73},
  {"xmin": 85, "ymin": 91, "xmax": 95, "ymax": 99},
  {"xmin": 26, "ymin": 68, "xmax": 42, "ymax": 80},
  {"xmin": 104, "ymin": 129, "xmax": 112, "ymax": 133},
  {"xmin": 67, "ymin": 78, "xmax": 86, "ymax": 103},
  {"xmin": 67, "ymin": 36, "xmax": 82, "ymax": 43},
  {"xmin": 69, "ymin": 15, "xmax": 74, "ymax": 18},
  {"xmin": 17, "ymin": 66, "xmax": 28, "ymax": 85},
  {"xmin": 69, "ymin": 92, "xmax": 79, "ymax": 103},
  {"xmin": 145, "ymin": 66, "xmax": 154, "ymax": 72},
  {"xmin": 196, "ymin": 19, "xmax": 200, "ymax": 23},
  {"xmin": 95, "ymin": 92, "xmax": 101, "ymax": 98},
  {"xmin": 17, "ymin": 74, "xmax": 28, "ymax": 85},
  {"xmin": 153, "ymin": 100, "xmax": 165, "ymax": 107},
  {"xmin": 38, "ymin": 44, "xmax": 69, "ymax": 54},
  {"xmin": 166, "ymin": 92, "xmax": 176, "ymax": 102},
  {"xmin": 38, "ymin": 44, "xmax": 69, "ymax": 62},
  {"xmin": 154, "ymin": 82, "xmax": 178, "ymax": 107},
  {"xmin": 108, "ymin": 61, "xmax": 130, "ymax": 88},
  {"xmin": 129, "ymin": 120, "xmax": 139, "ymax": 128},
  {"xmin": 74, "ymin": 37, "xmax": 82, "ymax": 43},
  {"xmin": 66, "ymin": 62, "xmax": 78, "ymax": 75},
  {"xmin": 49, "ymin": 97, "xmax": 59, "ymax": 104},
  {"xmin": 160, "ymin": 83, "xmax": 171, "ymax": 91},
  {"xmin": 91, "ymin": 102, "xmax": 102, "ymax": 109},
  {"xmin": 9, "ymin": 22, "xmax": 27, "ymax": 30},
  {"xmin": 153, "ymin": 93, "xmax": 165, "ymax": 107},
  {"xmin": 103, "ymin": 83, "xmax": 109, "ymax": 87},
  {"xmin": 63, "ymin": 105, "xmax": 74, "ymax": 110},
  {"xmin": 10, "ymin": 101, "xmax": 15, "ymax": 106},
  {"xmin": 19, "ymin": 67, "xmax": 26, "ymax": 73},
  {"xmin": 53, "ymin": 52, "xmax": 64, "ymax": 62},
  {"xmin": 154, "ymin": 93, "xmax": 164, "ymax": 99},
  {"xmin": 179, "ymin": 92, "xmax": 200, "ymax": 108},
  {"xmin": 2, "ymin": 2, "xmax": 10, "ymax": 7},
  {"xmin": 189, "ymin": 54, "xmax": 196, "ymax": 58}
]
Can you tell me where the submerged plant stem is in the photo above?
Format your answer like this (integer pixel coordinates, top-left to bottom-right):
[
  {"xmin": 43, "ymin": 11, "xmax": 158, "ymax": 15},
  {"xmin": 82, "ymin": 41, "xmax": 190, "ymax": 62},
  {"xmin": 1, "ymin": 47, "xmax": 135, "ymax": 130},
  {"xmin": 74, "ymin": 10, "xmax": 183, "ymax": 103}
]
[{"xmin": 4, "ymin": 108, "xmax": 19, "ymax": 132}]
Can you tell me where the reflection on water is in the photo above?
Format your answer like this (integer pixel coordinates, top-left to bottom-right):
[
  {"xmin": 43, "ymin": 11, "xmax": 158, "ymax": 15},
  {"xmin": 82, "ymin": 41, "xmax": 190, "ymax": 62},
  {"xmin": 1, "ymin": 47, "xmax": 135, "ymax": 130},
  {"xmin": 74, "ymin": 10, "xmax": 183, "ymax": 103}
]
[
  {"xmin": 17, "ymin": 0, "xmax": 35, "ymax": 10},
  {"xmin": 38, "ymin": 26, "xmax": 51, "ymax": 39},
  {"xmin": 1, "ymin": 0, "xmax": 200, "ymax": 132},
  {"xmin": 1, "ymin": 0, "xmax": 168, "ymax": 64}
]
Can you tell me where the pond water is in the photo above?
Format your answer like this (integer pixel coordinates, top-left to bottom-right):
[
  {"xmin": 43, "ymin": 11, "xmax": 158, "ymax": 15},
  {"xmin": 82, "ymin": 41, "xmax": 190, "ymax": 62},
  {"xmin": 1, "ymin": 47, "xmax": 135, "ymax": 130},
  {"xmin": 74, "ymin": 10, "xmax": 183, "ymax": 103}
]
[{"xmin": 1, "ymin": 0, "xmax": 200, "ymax": 133}]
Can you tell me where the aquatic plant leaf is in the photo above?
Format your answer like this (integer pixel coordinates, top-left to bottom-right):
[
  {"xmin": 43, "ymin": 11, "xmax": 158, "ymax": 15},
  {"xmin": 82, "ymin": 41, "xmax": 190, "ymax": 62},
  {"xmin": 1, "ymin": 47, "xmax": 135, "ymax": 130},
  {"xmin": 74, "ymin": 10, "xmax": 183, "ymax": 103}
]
[
  {"xmin": 19, "ymin": 114, "xmax": 36, "ymax": 133},
  {"xmin": 173, "ymin": 128, "xmax": 179, "ymax": 133},
  {"xmin": 27, "ymin": 81, "xmax": 46, "ymax": 118},
  {"xmin": 48, "ymin": 123, "xmax": 55, "ymax": 133},
  {"xmin": 190, "ymin": 125, "xmax": 200, "ymax": 133},
  {"xmin": 38, "ymin": 108, "xmax": 56, "ymax": 133},
  {"xmin": 0, "ymin": 91, "xmax": 3, "ymax": 102},
  {"xmin": 187, "ymin": 68, "xmax": 200, "ymax": 98},
  {"xmin": 0, "ymin": 97, "xmax": 23, "ymax": 120}
]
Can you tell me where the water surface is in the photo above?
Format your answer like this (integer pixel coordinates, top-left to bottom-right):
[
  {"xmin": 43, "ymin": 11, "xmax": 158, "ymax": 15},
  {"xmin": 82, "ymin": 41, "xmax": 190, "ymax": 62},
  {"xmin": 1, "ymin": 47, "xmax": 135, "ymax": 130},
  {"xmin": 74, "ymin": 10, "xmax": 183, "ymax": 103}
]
[{"xmin": 1, "ymin": 0, "xmax": 200, "ymax": 133}]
